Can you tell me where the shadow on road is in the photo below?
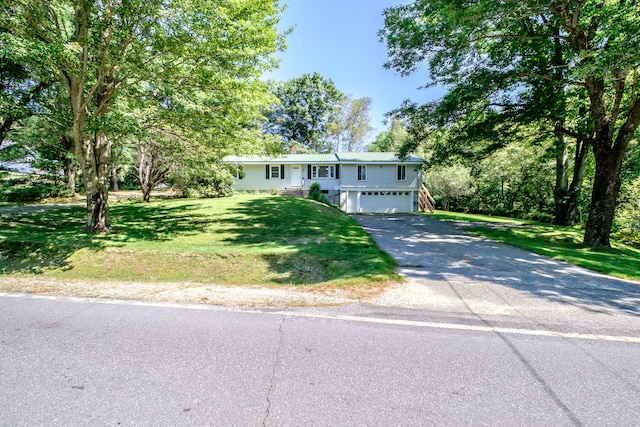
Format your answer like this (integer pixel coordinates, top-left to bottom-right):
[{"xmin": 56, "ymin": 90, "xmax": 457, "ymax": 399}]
[{"xmin": 355, "ymin": 215, "xmax": 640, "ymax": 316}]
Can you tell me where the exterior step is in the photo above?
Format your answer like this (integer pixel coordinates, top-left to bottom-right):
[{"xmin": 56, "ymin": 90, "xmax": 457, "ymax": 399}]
[{"xmin": 280, "ymin": 187, "xmax": 307, "ymax": 197}]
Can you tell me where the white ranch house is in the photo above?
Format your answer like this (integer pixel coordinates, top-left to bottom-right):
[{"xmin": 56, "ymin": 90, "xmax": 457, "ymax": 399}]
[{"xmin": 223, "ymin": 152, "xmax": 424, "ymax": 214}]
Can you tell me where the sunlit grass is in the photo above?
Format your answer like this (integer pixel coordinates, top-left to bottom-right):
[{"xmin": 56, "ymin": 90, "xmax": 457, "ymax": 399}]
[
  {"xmin": 0, "ymin": 194, "xmax": 398, "ymax": 286},
  {"xmin": 428, "ymin": 211, "xmax": 640, "ymax": 281}
]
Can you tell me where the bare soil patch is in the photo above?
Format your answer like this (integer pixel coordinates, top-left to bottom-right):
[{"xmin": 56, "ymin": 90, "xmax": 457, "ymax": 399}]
[{"xmin": 0, "ymin": 276, "xmax": 387, "ymax": 307}]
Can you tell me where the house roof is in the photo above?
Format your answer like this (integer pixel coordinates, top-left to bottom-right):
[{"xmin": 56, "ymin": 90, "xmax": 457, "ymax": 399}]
[
  {"xmin": 335, "ymin": 152, "xmax": 423, "ymax": 163},
  {"xmin": 224, "ymin": 152, "xmax": 423, "ymax": 164},
  {"xmin": 223, "ymin": 154, "xmax": 338, "ymax": 164}
]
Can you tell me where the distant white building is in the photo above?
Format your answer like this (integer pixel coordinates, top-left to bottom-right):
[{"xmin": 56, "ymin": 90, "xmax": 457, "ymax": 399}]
[
  {"xmin": 0, "ymin": 141, "xmax": 36, "ymax": 174},
  {"xmin": 223, "ymin": 152, "xmax": 424, "ymax": 214}
]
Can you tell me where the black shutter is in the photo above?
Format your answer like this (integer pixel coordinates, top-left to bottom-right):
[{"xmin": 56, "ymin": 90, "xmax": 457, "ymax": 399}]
[
  {"xmin": 335, "ymin": 164, "xmax": 340, "ymax": 179},
  {"xmin": 266, "ymin": 165, "xmax": 270, "ymax": 179},
  {"xmin": 280, "ymin": 164, "xmax": 285, "ymax": 179},
  {"xmin": 307, "ymin": 165, "xmax": 312, "ymax": 179}
]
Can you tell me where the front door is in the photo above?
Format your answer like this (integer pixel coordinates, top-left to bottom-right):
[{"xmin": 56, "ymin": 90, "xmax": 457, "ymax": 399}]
[{"xmin": 290, "ymin": 165, "xmax": 302, "ymax": 187}]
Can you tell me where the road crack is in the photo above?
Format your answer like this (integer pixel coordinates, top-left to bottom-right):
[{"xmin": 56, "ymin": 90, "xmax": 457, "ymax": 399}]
[
  {"xmin": 446, "ymin": 278, "xmax": 582, "ymax": 426},
  {"xmin": 262, "ymin": 314, "xmax": 286, "ymax": 427}
]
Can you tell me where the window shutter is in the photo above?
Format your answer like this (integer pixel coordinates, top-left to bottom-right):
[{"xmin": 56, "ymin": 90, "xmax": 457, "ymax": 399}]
[
  {"xmin": 280, "ymin": 165, "xmax": 285, "ymax": 179},
  {"xmin": 307, "ymin": 165, "xmax": 312, "ymax": 179},
  {"xmin": 335, "ymin": 164, "xmax": 340, "ymax": 179},
  {"xmin": 266, "ymin": 165, "xmax": 270, "ymax": 179}
]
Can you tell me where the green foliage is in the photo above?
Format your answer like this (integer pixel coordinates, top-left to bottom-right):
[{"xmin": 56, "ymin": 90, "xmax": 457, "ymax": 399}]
[
  {"xmin": 0, "ymin": 195, "xmax": 397, "ymax": 285},
  {"xmin": 381, "ymin": 0, "xmax": 640, "ymax": 246},
  {"xmin": 424, "ymin": 164, "xmax": 473, "ymax": 211},
  {"xmin": 0, "ymin": 175, "xmax": 74, "ymax": 202},
  {"xmin": 473, "ymin": 142, "xmax": 557, "ymax": 222},
  {"xmin": 613, "ymin": 177, "xmax": 640, "ymax": 248},
  {"xmin": 1, "ymin": 0, "xmax": 286, "ymax": 230},
  {"xmin": 264, "ymin": 72, "xmax": 345, "ymax": 153},
  {"xmin": 0, "ymin": 44, "xmax": 52, "ymax": 146},
  {"xmin": 307, "ymin": 181, "xmax": 328, "ymax": 204},
  {"xmin": 368, "ymin": 119, "xmax": 410, "ymax": 153},
  {"xmin": 326, "ymin": 95, "xmax": 373, "ymax": 152},
  {"xmin": 10, "ymin": 85, "xmax": 78, "ymax": 191},
  {"xmin": 169, "ymin": 162, "xmax": 235, "ymax": 199}
]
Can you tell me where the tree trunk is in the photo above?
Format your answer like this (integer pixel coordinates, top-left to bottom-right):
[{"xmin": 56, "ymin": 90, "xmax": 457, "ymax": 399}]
[
  {"xmin": 580, "ymin": 71, "xmax": 640, "ymax": 246},
  {"xmin": 142, "ymin": 186, "xmax": 152, "ymax": 203},
  {"xmin": 552, "ymin": 133, "xmax": 571, "ymax": 225},
  {"xmin": 0, "ymin": 114, "xmax": 15, "ymax": 149},
  {"xmin": 65, "ymin": 161, "xmax": 77, "ymax": 194},
  {"xmin": 67, "ymin": 75, "xmax": 108, "ymax": 232},
  {"xmin": 111, "ymin": 163, "xmax": 119, "ymax": 191},
  {"xmin": 554, "ymin": 137, "xmax": 590, "ymax": 226},
  {"xmin": 583, "ymin": 144, "xmax": 624, "ymax": 247},
  {"xmin": 82, "ymin": 129, "xmax": 112, "ymax": 232}
]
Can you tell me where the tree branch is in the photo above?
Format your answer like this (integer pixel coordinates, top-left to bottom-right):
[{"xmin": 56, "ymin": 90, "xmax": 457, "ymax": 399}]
[
  {"xmin": 609, "ymin": 68, "xmax": 628, "ymax": 139},
  {"xmin": 554, "ymin": 121, "xmax": 592, "ymax": 144}
]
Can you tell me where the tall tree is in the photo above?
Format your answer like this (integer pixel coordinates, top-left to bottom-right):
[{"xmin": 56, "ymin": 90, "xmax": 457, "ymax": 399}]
[
  {"xmin": 0, "ymin": 41, "xmax": 50, "ymax": 148},
  {"xmin": 122, "ymin": 56, "xmax": 277, "ymax": 200},
  {"xmin": 327, "ymin": 95, "xmax": 373, "ymax": 152},
  {"xmin": 368, "ymin": 119, "xmax": 410, "ymax": 152},
  {"xmin": 342, "ymin": 96, "xmax": 373, "ymax": 152},
  {"xmin": 2, "ymin": 0, "xmax": 284, "ymax": 232},
  {"xmin": 381, "ymin": 0, "xmax": 640, "ymax": 247},
  {"xmin": 264, "ymin": 72, "xmax": 345, "ymax": 152},
  {"xmin": 12, "ymin": 84, "xmax": 78, "ymax": 193}
]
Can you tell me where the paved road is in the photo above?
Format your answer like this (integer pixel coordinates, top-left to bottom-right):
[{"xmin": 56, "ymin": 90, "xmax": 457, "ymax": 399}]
[
  {"xmin": 2, "ymin": 295, "xmax": 640, "ymax": 426},
  {"xmin": 355, "ymin": 215, "xmax": 640, "ymax": 336},
  {"xmin": 2, "ymin": 214, "xmax": 640, "ymax": 425}
]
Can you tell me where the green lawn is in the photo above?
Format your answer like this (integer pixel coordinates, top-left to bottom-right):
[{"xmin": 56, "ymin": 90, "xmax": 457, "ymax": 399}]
[
  {"xmin": 0, "ymin": 194, "xmax": 398, "ymax": 286},
  {"xmin": 428, "ymin": 211, "xmax": 640, "ymax": 282}
]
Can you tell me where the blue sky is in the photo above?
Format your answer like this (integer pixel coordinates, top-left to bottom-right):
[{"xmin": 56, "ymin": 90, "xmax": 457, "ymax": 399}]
[{"xmin": 266, "ymin": 1, "xmax": 444, "ymax": 142}]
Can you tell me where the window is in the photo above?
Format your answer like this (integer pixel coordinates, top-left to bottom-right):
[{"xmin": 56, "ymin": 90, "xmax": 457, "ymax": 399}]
[
  {"xmin": 397, "ymin": 165, "xmax": 406, "ymax": 181},
  {"xmin": 270, "ymin": 165, "xmax": 280, "ymax": 179},
  {"xmin": 357, "ymin": 165, "xmax": 367, "ymax": 181},
  {"xmin": 312, "ymin": 165, "xmax": 335, "ymax": 179}
]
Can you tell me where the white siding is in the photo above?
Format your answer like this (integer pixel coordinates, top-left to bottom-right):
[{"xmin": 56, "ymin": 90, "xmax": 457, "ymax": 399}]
[
  {"xmin": 226, "ymin": 155, "xmax": 422, "ymax": 213},
  {"xmin": 340, "ymin": 164, "xmax": 420, "ymax": 190},
  {"xmin": 232, "ymin": 164, "xmax": 289, "ymax": 191},
  {"xmin": 232, "ymin": 164, "xmax": 341, "ymax": 192}
]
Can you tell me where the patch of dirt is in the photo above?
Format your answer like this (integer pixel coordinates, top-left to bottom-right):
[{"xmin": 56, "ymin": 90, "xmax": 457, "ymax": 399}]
[{"xmin": 0, "ymin": 276, "xmax": 392, "ymax": 307}]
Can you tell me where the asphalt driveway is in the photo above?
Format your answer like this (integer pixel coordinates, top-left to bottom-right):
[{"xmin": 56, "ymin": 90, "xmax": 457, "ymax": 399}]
[{"xmin": 354, "ymin": 214, "xmax": 640, "ymax": 333}]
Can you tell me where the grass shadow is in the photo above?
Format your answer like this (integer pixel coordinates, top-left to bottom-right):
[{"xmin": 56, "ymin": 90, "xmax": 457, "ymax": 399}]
[
  {"xmin": 0, "ymin": 201, "xmax": 208, "ymax": 275},
  {"xmin": 217, "ymin": 196, "xmax": 397, "ymax": 285},
  {"xmin": 0, "ymin": 196, "xmax": 398, "ymax": 286}
]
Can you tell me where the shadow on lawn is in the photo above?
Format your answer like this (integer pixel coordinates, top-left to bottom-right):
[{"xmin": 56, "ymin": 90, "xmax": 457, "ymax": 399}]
[
  {"xmin": 218, "ymin": 196, "xmax": 395, "ymax": 284},
  {"xmin": 0, "ymin": 201, "xmax": 208, "ymax": 275}
]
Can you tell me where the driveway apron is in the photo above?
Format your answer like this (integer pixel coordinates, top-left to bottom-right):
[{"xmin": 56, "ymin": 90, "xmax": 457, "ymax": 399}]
[{"xmin": 354, "ymin": 214, "xmax": 640, "ymax": 331}]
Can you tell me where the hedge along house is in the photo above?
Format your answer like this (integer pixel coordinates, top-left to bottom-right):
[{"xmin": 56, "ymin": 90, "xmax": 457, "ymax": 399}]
[{"xmin": 223, "ymin": 152, "xmax": 424, "ymax": 214}]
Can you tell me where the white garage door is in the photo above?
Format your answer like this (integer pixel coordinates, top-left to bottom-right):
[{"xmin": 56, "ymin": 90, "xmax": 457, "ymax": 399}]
[{"xmin": 359, "ymin": 191, "xmax": 413, "ymax": 213}]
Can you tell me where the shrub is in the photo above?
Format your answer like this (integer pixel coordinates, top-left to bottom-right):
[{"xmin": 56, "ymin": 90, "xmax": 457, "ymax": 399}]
[
  {"xmin": 308, "ymin": 182, "xmax": 327, "ymax": 204},
  {"xmin": 0, "ymin": 176, "xmax": 74, "ymax": 203},
  {"xmin": 169, "ymin": 164, "xmax": 235, "ymax": 198},
  {"xmin": 613, "ymin": 177, "xmax": 640, "ymax": 248}
]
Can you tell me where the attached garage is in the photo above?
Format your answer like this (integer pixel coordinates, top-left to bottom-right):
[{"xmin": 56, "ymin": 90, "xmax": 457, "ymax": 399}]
[
  {"xmin": 342, "ymin": 190, "xmax": 415, "ymax": 214},
  {"xmin": 225, "ymin": 152, "xmax": 424, "ymax": 214}
]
